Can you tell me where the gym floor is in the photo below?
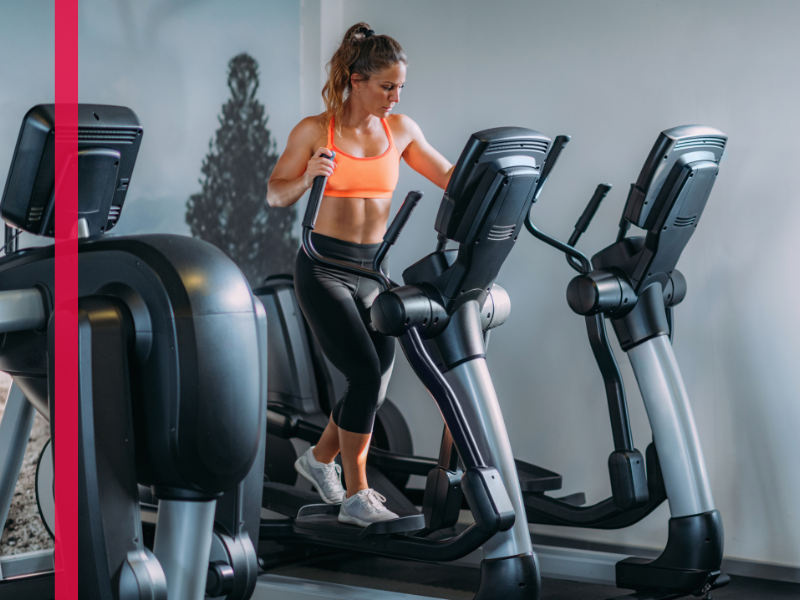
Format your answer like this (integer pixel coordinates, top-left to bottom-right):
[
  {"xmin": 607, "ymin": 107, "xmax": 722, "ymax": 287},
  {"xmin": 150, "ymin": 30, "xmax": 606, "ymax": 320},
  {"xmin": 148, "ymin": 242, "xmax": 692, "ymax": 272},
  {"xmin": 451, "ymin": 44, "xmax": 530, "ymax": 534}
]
[{"xmin": 262, "ymin": 553, "xmax": 800, "ymax": 600}]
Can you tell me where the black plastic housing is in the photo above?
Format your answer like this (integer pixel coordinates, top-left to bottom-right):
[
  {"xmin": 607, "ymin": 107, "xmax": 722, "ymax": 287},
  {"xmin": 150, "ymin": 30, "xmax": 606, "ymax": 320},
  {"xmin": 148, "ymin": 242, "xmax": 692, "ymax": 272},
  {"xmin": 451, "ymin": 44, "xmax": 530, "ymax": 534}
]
[
  {"xmin": 566, "ymin": 270, "xmax": 634, "ymax": 317},
  {"xmin": 622, "ymin": 125, "xmax": 725, "ymax": 229},
  {"xmin": 616, "ymin": 510, "xmax": 725, "ymax": 593},
  {"xmin": 78, "ymin": 297, "xmax": 152, "ymax": 600},
  {"xmin": 1, "ymin": 104, "xmax": 142, "ymax": 237},
  {"xmin": 436, "ymin": 127, "xmax": 549, "ymax": 240},
  {"xmin": 460, "ymin": 467, "xmax": 515, "ymax": 533},
  {"xmin": 601, "ymin": 126, "xmax": 726, "ymax": 295},
  {"xmin": 610, "ymin": 283, "xmax": 671, "ymax": 351},
  {"xmin": 474, "ymin": 553, "xmax": 540, "ymax": 600},
  {"xmin": 422, "ymin": 467, "xmax": 463, "ymax": 531},
  {"xmin": 78, "ymin": 235, "xmax": 264, "ymax": 495},
  {"xmin": 428, "ymin": 127, "xmax": 550, "ymax": 307},
  {"xmin": 607, "ymin": 449, "xmax": 648, "ymax": 510}
]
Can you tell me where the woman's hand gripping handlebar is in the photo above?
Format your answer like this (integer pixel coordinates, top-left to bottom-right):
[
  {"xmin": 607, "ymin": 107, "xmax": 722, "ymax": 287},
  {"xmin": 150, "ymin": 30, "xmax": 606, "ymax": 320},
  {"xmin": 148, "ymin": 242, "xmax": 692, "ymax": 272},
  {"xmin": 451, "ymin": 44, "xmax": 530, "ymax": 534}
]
[
  {"xmin": 301, "ymin": 151, "xmax": 335, "ymax": 229},
  {"xmin": 301, "ymin": 153, "xmax": 423, "ymax": 290}
]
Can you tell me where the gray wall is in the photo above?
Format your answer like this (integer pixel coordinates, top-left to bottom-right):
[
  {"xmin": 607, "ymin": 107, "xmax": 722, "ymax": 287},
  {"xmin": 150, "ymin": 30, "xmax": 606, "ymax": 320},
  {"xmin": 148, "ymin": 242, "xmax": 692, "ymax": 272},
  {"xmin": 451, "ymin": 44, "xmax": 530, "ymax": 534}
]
[
  {"xmin": 0, "ymin": 1, "xmax": 54, "ymax": 156},
  {"xmin": 327, "ymin": 0, "xmax": 800, "ymax": 568},
  {"xmin": 78, "ymin": 0, "xmax": 301, "ymax": 238},
  {"xmin": 0, "ymin": 0, "xmax": 54, "ymax": 248}
]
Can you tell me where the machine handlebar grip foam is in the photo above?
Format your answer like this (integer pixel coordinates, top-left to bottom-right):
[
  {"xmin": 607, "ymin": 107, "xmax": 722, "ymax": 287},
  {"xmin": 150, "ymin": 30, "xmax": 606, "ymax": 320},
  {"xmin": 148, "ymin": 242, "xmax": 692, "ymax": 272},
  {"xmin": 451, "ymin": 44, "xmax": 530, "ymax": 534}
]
[
  {"xmin": 384, "ymin": 191, "xmax": 423, "ymax": 246},
  {"xmin": 574, "ymin": 183, "xmax": 612, "ymax": 235}
]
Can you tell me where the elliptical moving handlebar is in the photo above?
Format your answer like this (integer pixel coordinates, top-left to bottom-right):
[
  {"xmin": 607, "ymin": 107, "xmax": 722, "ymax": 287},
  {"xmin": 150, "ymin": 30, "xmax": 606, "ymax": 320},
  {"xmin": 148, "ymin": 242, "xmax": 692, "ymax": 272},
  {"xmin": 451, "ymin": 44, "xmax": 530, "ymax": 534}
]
[
  {"xmin": 562, "ymin": 183, "xmax": 613, "ymax": 272},
  {"xmin": 522, "ymin": 136, "xmax": 634, "ymax": 459},
  {"xmin": 524, "ymin": 134, "xmax": 596, "ymax": 274},
  {"xmin": 569, "ymin": 183, "xmax": 612, "ymax": 246},
  {"xmin": 383, "ymin": 190, "xmax": 423, "ymax": 246},
  {"xmin": 302, "ymin": 180, "xmax": 325, "ymax": 229},
  {"xmin": 373, "ymin": 190, "xmax": 423, "ymax": 275}
]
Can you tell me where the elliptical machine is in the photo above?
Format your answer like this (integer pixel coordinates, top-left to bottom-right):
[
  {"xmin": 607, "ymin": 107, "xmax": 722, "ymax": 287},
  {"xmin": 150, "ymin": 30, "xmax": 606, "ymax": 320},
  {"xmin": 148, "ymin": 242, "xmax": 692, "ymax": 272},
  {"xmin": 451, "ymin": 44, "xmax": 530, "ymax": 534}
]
[
  {"xmin": 519, "ymin": 126, "xmax": 730, "ymax": 600},
  {"xmin": 0, "ymin": 104, "xmax": 269, "ymax": 600},
  {"xmin": 260, "ymin": 126, "xmax": 557, "ymax": 599}
]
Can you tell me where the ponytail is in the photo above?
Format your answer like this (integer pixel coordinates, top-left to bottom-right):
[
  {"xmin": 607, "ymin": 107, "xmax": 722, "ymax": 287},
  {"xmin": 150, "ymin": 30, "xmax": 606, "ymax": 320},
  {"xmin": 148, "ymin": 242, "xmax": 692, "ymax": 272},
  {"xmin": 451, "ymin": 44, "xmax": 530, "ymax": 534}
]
[{"xmin": 322, "ymin": 23, "xmax": 407, "ymax": 134}]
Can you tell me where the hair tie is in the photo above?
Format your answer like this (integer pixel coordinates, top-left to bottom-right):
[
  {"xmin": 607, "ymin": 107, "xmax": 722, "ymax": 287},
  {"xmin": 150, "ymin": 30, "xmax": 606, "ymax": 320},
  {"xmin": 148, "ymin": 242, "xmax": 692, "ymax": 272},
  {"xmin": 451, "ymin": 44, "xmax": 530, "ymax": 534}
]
[{"xmin": 355, "ymin": 27, "xmax": 374, "ymax": 40}]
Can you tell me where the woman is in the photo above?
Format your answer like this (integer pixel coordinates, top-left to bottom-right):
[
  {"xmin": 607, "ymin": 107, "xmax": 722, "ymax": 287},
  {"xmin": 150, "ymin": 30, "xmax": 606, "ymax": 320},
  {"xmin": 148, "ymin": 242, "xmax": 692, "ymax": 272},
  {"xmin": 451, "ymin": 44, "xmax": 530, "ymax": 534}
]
[{"xmin": 267, "ymin": 23, "xmax": 453, "ymax": 527}]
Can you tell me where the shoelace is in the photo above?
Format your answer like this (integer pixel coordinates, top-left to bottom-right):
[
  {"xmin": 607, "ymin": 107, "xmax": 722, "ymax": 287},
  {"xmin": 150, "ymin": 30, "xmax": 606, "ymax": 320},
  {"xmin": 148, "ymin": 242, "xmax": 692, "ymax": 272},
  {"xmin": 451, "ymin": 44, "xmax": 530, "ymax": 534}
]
[
  {"xmin": 362, "ymin": 489, "xmax": 387, "ymax": 514},
  {"xmin": 322, "ymin": 463, "xmax": 343, "ymax": 492}
]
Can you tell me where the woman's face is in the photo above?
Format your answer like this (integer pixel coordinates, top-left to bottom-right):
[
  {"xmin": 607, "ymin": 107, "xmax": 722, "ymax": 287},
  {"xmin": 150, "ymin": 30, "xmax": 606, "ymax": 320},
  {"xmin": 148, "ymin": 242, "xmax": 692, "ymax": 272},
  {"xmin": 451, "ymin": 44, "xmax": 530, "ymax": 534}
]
[{"xmin": 352, "ymin": 62, "xmax": 406, "ymax": 118}]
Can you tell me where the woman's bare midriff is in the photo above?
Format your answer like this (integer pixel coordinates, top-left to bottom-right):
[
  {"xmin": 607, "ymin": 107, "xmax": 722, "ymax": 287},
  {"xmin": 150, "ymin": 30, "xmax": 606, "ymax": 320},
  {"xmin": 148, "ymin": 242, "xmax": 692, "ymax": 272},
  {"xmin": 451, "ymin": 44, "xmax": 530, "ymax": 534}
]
[{"xmin": 313, "ymin": 195, "xmax": 393, "ymax": 244}]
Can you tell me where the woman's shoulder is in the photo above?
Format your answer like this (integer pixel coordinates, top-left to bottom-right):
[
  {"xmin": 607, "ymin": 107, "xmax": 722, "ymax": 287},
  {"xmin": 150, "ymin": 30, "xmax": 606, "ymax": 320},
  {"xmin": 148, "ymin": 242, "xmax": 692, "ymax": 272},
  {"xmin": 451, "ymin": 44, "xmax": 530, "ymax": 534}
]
[
  {"xmin": 289, "ymin": 114, "xmax": 329, "ymax": 145},
  {"xmin": 386, "ymin": 113, "xmax": 419, "ymax": 133},
  {"xmin": 386, "ymin": 114, "xmax": 423, "ymax": 148}
]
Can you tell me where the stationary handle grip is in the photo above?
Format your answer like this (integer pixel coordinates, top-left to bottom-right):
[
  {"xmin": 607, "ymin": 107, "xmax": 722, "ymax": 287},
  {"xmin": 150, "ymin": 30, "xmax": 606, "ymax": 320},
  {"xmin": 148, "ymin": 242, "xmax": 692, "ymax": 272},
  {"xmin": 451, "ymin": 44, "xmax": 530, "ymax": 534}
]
[
  {"xmin": 574, "ymin": 183, "xmax": 612, "ymax": 234},
  {"xmin": 384, "ymin": 191, "xmax": 423, "ymax": 246},
  {"xmin": 301, "ymin": 152, "xmax": 335, "ymax": 229}
]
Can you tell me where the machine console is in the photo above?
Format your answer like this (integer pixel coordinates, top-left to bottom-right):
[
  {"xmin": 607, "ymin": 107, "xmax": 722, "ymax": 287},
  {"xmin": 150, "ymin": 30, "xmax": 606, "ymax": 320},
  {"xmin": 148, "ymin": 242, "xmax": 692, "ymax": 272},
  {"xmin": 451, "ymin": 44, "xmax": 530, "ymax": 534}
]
[
  {"xmin": 435, "ymin": 127, "xmax": 550, "ymax": 242},
  {"xmin": 417, "ymin": 127, "xmax": 550, "ymax": 304},
  {"xmin": 622, "ymin": 125, "xmax": 726, "ymax": 231},
  {"xmin": 593, "ymin": 125, "xmax": 727, "ymax": 292},
  {"xmin": 1, "ymin": 104, "xmax": 142, "ymax": 237}
]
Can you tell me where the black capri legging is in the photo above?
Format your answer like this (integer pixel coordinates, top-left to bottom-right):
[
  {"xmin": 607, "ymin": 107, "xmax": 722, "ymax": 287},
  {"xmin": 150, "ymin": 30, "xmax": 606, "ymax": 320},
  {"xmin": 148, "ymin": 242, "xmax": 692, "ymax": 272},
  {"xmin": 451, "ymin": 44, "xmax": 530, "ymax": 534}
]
[{"xmin": 294, "ymin": 233, "xmax": 395, "ymax": 434}]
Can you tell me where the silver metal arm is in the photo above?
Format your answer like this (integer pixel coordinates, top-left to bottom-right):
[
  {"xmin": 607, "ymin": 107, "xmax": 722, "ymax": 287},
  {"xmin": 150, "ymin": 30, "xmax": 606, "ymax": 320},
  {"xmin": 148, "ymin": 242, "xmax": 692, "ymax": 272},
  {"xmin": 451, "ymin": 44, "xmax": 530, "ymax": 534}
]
[{"xmin": 0, "ymin": 288, "xmax": 47, "ymax": 333}]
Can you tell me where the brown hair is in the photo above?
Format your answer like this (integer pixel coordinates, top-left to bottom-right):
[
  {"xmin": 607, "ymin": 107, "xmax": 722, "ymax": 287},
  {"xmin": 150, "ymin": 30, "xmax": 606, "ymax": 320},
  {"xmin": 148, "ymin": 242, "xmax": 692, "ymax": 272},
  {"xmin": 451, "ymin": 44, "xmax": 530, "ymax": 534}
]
[{"xmin": 322, "ymin": 23, "xmax": 407, "ymax": 134}]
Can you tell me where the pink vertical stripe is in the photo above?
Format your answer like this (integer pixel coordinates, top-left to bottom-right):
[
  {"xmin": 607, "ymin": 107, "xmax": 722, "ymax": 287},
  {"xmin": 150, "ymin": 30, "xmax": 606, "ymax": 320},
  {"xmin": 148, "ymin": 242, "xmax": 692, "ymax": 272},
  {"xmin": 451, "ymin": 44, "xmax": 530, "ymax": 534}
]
[{"xmin": 54, "ymin": 1, "xmax": 78, "ymax": 599}]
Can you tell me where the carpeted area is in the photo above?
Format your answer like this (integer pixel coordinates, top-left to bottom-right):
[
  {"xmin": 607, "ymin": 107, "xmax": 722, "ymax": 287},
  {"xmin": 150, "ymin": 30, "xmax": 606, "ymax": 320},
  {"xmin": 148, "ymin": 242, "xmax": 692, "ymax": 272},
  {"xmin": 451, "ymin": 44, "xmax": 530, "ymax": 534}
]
[
  {"xmin": 264, "ymin": 553, "xmax": 800, "ymax": 600},
  {"xmin": 0, "ymin": 373, "xmax": 55, "ymax": 557}
]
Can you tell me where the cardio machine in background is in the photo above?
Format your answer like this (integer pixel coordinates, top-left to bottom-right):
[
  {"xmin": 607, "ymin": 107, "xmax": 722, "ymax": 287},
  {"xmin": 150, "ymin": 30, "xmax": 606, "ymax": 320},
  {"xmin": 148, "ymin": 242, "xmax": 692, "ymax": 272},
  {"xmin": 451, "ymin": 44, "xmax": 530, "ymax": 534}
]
[
  {"xmin": 521, "ymin": 126, "xmax": 730, "ymax": 600},
  {"xmin": 259, "ymin": 127, "xmax": 556, "ymax": 600},
  {"xmin": 0, "ymin": 104, "xmax": 268, "ymax": 600}
]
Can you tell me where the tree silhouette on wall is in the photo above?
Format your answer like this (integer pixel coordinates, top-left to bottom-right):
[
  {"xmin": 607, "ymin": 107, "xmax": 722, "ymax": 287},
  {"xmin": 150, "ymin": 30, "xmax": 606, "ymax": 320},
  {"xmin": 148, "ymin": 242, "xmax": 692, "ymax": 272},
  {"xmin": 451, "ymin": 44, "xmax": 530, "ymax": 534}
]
[{"xmin": 186, "ymin": 53, "xmax": 297, "ymax": 284}]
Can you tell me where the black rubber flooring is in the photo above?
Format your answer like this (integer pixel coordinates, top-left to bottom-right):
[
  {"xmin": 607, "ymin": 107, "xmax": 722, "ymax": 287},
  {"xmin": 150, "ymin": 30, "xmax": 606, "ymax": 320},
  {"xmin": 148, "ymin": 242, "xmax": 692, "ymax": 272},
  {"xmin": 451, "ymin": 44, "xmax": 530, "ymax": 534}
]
[{"xmin": 265, "ymin": 553, "xmax": 800, "ymax": 600}]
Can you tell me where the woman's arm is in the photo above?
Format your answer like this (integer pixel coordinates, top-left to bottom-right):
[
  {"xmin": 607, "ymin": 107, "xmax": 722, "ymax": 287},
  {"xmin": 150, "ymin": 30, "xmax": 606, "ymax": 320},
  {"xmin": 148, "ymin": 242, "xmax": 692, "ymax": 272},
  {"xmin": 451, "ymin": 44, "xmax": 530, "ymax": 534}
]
[
  {"xmin": 395, "ymin": 115, "xmax": 454, "ymax": 190},
  {"xmin": 267, "ymin": 117, "xmax": 335, "ymax": 207}
]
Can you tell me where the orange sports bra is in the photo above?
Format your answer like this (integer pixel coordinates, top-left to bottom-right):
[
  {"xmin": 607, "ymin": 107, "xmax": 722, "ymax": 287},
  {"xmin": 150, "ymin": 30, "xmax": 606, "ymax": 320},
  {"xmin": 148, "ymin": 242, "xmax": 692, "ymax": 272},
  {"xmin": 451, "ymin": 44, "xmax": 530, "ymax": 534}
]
[{"xmin": 324, "ymin": 117, "xmax": 401, "ymax": 199}]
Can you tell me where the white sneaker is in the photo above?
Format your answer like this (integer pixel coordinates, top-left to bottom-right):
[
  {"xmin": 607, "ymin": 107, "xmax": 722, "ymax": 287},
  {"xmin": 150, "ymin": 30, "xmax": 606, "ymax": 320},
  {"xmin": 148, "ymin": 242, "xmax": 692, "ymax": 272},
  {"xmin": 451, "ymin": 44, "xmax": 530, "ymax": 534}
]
[
  {"xmin": 338, "ymin": 489, "xmax": 399, "ymax": 527},
  {"xmin": 294, "ymin": 447, "xmax": 345, "ymax": 504}
]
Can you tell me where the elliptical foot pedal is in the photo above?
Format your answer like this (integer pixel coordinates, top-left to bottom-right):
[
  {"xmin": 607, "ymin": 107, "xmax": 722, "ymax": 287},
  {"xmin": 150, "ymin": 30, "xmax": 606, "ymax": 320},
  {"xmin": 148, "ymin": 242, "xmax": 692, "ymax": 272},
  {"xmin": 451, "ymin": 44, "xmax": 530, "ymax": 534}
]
[
  {"xmin": 294, "ymin": 503, "xmax": 425, "ymax": 540},
  {"xmin": 259, "ymin": 519, "xmax": 294, "ymax": 539},
  {"xmin": 262, "ymin": 481, "xmax": 326, "ymax": 517},
  {"xmin": 555, "ymin": 492, "xmax": 586, "ymax": 506},
  {"xmin": 516, "ymin": 459, "xmax": 562, "ymax": 493}
]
